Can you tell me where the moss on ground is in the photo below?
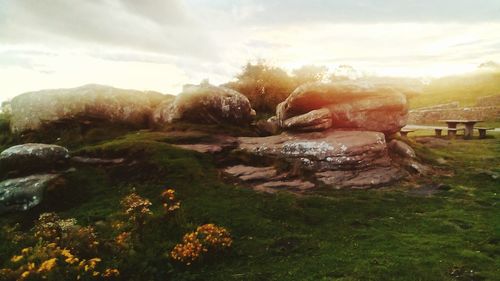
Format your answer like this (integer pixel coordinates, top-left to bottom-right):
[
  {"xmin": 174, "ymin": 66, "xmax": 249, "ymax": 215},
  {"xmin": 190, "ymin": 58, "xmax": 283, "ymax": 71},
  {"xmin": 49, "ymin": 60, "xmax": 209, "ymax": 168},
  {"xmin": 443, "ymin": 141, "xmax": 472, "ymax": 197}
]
[{"xmin": 0, "ymin": 122, "xmax": 499, "ymax": 280}]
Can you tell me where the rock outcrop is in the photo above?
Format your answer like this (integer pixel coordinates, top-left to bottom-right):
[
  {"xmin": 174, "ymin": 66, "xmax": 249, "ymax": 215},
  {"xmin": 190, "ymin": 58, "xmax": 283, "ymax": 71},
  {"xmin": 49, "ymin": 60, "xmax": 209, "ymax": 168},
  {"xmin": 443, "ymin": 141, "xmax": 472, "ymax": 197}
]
[
  {"xmin": 239, "ymin": 130, "xmax": 390, "ymax": 172},
  {"xmin": 9, "ymin": 84, "xmax": 168, "ymax": 132},
  {"xmin": 224, "ymin": 165, "xmax": 314, "ymax": 193},
  {"xmin": 0, "ymin": 143, "xmax": 70, "ymax": 176},
  {"xmin": 237, "ymin": 130, "xmax": 406, "ymax": 189},
  {"xmin": 276, "ymin": 81, "xmax": 411, "ymax": 135},
  {"xmin": 153, "ymin": 83, "xmax": 255, "ymax": 125}
]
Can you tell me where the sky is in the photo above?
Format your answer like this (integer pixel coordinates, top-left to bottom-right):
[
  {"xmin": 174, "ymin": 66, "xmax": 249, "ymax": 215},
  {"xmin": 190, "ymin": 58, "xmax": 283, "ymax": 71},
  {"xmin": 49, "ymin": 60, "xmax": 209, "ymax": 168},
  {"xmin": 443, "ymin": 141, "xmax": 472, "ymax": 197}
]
[{"xmin": 1, "ymin": 0, "xmax": 500, "ymax": 101}]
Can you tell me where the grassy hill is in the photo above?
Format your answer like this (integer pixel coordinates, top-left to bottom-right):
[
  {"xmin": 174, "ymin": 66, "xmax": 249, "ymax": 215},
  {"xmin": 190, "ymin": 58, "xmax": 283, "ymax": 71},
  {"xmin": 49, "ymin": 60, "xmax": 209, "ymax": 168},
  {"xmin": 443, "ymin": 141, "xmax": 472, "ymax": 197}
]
[
  {"xmin": 410, "ymin": 70, "xmax": 500, "ymax": 109},
  {"xmin": 0, "ymin": 118, "xmax": 499, "ymax": 280}
]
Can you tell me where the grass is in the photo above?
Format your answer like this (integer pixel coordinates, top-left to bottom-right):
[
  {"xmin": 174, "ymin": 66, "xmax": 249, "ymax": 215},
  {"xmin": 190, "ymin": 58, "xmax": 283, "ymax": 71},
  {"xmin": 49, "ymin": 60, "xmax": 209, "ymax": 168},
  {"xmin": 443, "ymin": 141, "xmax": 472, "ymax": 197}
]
[
  {"xmin": 411, "ymin": 70, "xmax": 500, "ymax": 109},
  {"xmin": 1, "ymin": 122, "xmax": 499, "ymax": 280}
]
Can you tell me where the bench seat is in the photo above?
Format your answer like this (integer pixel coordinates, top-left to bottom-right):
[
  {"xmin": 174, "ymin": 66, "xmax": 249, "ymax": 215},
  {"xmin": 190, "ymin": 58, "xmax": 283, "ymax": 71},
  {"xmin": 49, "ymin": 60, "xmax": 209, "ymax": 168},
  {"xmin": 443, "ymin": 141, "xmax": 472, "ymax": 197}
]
[
  {"xmin": 400, "ymin": 128, "xmax": 415, "ymax": 137},
  {"xmin": 476, "ymin": 127, "xmax": 494, "ymax": 139}
]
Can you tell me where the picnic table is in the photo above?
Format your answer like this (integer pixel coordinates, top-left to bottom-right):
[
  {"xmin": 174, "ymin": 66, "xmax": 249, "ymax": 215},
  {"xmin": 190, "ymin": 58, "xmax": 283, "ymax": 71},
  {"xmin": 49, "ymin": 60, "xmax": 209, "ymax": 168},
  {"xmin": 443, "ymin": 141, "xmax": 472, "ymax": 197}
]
[{"xmin": 439, "ymin": 119, "xmax": 483, "ymax": 139}]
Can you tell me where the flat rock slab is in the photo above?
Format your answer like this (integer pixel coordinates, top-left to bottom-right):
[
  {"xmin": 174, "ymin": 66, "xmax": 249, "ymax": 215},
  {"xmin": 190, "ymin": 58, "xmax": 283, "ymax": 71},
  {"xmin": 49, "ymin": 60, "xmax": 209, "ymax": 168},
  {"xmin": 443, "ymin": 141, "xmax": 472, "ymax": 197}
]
[
  {"xmin": 254, "ymin": 180, "xmax": 315, "ymax": 194},
  {"xmin": 173, "ymin": 144, "xmax": 224, "ymax": 154},
  {"xmin": 170, "ymin": 134, "xmax": 238, "ymax": 154},
  {"xmin": 238, "ymin": 130, "xmax": 390, "ymax": 171},
  {"xmin": 224, "ymin": 165, "xmax": 314, "ymax": 193},
  {"xmin": 224, "ymin": 165, "xmax": 279, "ymax": 181},
  {"xmin": 0, "ymin": 174, "xmax": 62, "ymax": 213},
  {"xmin": 316, "ymin": 166, "xmax": 407, "ymax": 189},
  {"xmin": 71, "ymin": 156, "xmax": 126, "ymax": 165}
]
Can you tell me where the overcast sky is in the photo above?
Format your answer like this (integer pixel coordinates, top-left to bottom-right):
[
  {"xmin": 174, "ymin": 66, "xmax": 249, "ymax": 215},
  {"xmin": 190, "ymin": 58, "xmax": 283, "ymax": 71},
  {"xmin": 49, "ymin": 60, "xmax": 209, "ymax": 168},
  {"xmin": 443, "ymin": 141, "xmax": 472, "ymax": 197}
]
[{"xmin": 1, "ymin": 0, "xmax": 499, "ymax": 101}]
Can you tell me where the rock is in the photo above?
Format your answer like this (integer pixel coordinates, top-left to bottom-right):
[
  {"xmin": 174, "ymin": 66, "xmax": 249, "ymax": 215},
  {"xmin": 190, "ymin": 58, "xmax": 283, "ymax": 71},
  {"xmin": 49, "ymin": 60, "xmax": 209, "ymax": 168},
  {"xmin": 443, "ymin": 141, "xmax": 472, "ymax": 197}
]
[
  {"xmin": 70, "ymin": 156, "xmax": 125, "ymax": 165},
  {"xmin": 224, "ymin": 165, "xmax": 279, "ymax": 181},
  {"xmin": 253, "ymin": 180, "xmax": 315, "ymax": 194},
  {"xmin": 223, "ymin": 165, "xmax": 313, "ymax": 193},
  {"xmin": 0, "ymin": 174, "xmax": 62, "ymax": 213},
  {"xmin": 171, "ymin": 135, "xmax": 238, "ymax": 154},
  {"xmin": 238, "ymin": 130, "xmax": 390, "ymax": 171},
  {"xmin": 388, "ymin": 139, "xmax": 416, "ymax": 158},
  {"xmin": 9, "ymin": 84, "xmax": 169, "ymax": 132},
  {"xmin": 151, "ymin": 96, "xmax": 176, "ymax": 126},
  {"xmin": 173, "ymin": 144, "xmax": 225, "ymax": 154},
  {"xmin": 0, "ymin": 143, "xmax": 70, "ymax": 175},
  {"xmin": 316, "ymin": 166, "xmax": 406, "ymax": 189},
  {"xmin": 254, "ymin": 117, "xmax": 280, "ymax": 136},
  {"xmin": 277, "ymin": 81, "xmax": 411, "ymax": 134},
  {"xmin": 153, "ymin": 83, "xmax": 254, "ymax": 125},
  {"xmin": 237, "ymin": 130, "xmax": 409, "ymax": 189},
  {"xmin": 282, "ymin": 108, "xmax": 332, "ymax": 131}
]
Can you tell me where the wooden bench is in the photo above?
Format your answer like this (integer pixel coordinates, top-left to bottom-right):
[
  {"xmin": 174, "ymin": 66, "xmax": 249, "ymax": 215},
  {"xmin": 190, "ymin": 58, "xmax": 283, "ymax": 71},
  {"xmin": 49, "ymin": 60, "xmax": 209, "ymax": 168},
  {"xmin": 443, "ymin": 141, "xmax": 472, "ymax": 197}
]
[
  {"xmin": 432, "ymin": 127, "xmax": 464, "ymax": 138},
  {"xmin": 400, "ymin": 128, "xmax": 415, "ymax": 137},
  {"xmin": 476, "ymin": 127, "xmax": 494, "ymax": 139}
]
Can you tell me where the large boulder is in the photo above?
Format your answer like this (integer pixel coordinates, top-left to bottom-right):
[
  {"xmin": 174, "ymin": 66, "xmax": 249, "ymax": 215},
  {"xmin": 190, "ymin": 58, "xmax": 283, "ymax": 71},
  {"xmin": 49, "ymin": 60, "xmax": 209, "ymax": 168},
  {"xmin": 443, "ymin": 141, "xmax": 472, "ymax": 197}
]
[
  {"xmin": 237, "ymin": 130, "xmax": 407, "ymax": 189},
  {"xmin": 153, "ymin": 83, "xmax": 255, "ymax": 125},
  {"xmin": 9, "ymin": 84, "xmax": 169, "ymax": 132},
  {"xmin": 277, "ymin": 81, "xmax": 412, "ymax": 135},
  {"xmin": 0, "ymin": 174, "xmax": 62, "ymax": 213},
  {"xmin": 0, "ymin": 143, "xmax": 70, "ymax": 176}
]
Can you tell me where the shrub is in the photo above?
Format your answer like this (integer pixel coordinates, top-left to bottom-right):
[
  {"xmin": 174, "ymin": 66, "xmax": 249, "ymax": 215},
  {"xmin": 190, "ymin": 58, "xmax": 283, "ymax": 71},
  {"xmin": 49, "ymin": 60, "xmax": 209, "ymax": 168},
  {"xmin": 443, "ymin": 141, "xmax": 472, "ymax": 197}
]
[{"xmin": 170, "ymin": 224, "xmax": 232, "ymax": 266}]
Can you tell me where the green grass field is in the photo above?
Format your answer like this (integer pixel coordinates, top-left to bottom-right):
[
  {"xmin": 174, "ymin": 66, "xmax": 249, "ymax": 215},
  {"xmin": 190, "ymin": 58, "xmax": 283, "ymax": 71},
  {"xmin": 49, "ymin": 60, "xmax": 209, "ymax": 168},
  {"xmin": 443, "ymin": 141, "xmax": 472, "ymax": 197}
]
[
  {"xmin": 411, "ymin": 71, "xmax": 500, "ymax": 109},
  {"xmin": 1, "ymin": 115, "xmax": 499, "ymax": 280}
]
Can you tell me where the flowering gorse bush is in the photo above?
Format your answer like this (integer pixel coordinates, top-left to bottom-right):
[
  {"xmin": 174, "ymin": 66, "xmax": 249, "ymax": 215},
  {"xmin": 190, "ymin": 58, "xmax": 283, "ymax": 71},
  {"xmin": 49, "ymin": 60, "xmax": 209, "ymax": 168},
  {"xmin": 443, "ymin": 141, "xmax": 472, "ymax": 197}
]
[
  {"xmin": 170, "ymin": 224, "xmax": 232, "ymax": 265},
  {"xmin": 0, "ymin": 229, "xmax": 119, "ymax": 280},
  {"xmin": 161, "ymin": 189, "xmax": 181, "ymax": 213},
  {"xmin": 1, "ymin": 186, "xmax": 233, "ymax": 279},
  {"xmin": 121, "ymin": 192, "xmax": 152, "ymax": 227}
]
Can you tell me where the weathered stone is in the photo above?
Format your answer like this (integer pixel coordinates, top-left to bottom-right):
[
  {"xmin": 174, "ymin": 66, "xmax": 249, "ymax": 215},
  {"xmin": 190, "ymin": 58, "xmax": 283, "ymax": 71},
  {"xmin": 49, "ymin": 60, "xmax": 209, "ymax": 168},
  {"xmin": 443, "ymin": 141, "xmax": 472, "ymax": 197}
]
[
  {"xmin": 70, "ymin": 156, "xmax": 125, "ymax": 165},
  {"xmin": 0, "ymin": 174, "xmax": 62, "ymax": 213},
  {"xmin": 282, "ymin": 108, "xmax": 332, "ymax": 131},
  {"xmin": 171, "ymin": 135, "xmax": 238, "ymax": 154},
  {"xmin": 316, "ymin": 166, "xmax": 406, "ymax": 189},
  {"xmin": 153, "ymin": 83, "xmax": 255, "ymax": 125},
  {"xmin": 224, "ymin": 165, "xmax": 279, "ymax": 181},
  {"xmin": 1, "ymin": 143, "xmax": 69, "ymax": 175},
  {"xmin": 238, "ymin": 130, "xmax": 390, "ymax": 171},
  {"xmin": 253, "ymin": 180, "xmax": 315, "ymax": 194},
  {"xmin": 151, "ymin": 97, "xmax": 176, "ymax": 126},
  {"xmin": 388, "ymin": 139, "xmax": 416, "ymax": 158},
  {"xmin": 254, "ymin": 116, "xmax": 280, "ymax": 136},
  {"xmin": 9, "ymin": 84, "xmax": 169, "ymax": 132},
  {"xmin": 277, "ymin": 81, "xmax": 411, "ymax": 134},
  {"xmin": 173, "ymin": 144, "xmax": 224, "ymax": 154}
]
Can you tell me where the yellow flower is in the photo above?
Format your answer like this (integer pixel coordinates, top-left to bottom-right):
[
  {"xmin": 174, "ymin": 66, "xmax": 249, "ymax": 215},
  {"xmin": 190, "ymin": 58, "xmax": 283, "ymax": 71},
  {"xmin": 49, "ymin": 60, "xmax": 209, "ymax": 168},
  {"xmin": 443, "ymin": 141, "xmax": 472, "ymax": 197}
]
[
  {"xmin": 10, "ymin": 255, "xmax": 23, "ymax": 263},
  {"xmin": 102, "ymin": 268, "xmax": 120, "ymax": 278},
  {"xmin": 61, "ymin": 249, "xmax": 72, "ymax": 258},
  {"xmin": 21, "ymin": 271, "xmax": 30, "ymax": 279},
  {"xmin": 21, "ymin": 248, "xmax": 30, "ymax": 255},
  {"xmin": 28, "ymin": 262, "xmax": 36, "ymax": 270},
  {"xmin": 38, "ymin": 258, "xmax": 57, "ymax": 272}
]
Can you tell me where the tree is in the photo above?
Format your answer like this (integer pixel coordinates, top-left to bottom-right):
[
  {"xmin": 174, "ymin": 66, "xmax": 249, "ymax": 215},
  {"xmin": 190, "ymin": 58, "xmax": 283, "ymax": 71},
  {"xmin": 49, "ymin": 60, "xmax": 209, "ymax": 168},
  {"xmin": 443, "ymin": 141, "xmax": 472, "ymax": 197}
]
[
  {"xmin": 292, "ymin": 65, "xmax": 328, "ymax": 86},
  {"xmin": 225, "ymin": 61, "xmax": 296, "ymax": 114}
]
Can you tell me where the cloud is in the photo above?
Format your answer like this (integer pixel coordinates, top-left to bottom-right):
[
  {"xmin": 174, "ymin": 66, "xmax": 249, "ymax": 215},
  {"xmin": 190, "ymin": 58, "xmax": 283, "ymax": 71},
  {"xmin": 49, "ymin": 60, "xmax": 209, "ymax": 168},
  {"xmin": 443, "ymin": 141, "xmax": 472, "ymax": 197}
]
[
  {"xmin": 0, "ymin": 0, "xmax": 218, "ymax": 60},
  {"xmin": 186, "ymin": 0, "xmax": 500, "ymax": 25}
]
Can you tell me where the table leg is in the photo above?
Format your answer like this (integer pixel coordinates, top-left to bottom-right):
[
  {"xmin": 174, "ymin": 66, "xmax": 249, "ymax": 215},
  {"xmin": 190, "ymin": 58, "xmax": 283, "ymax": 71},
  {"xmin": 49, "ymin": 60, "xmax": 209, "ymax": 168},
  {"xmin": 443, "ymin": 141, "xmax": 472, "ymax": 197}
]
[{"xmin": 464, "ymin": 123, "xmax": 474, "ymax": 139}]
